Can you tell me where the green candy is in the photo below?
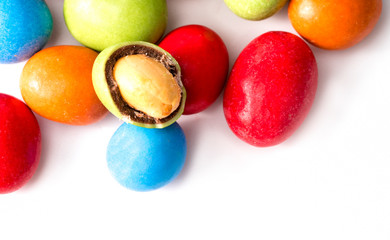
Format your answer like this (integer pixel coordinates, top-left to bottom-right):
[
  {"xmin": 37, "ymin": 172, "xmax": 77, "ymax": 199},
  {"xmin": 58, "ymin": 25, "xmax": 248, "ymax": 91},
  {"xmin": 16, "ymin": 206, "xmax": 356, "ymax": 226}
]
[
  {"xmin": 224, "ymin": 0, "xmax": 288, "ymax": 20},
  {"xmin": 64, "ymin": 0, "xmax": 167, "ymax": 51},
  {"xmin": 92, "ymin": 41, "xmax": 186, "ymax": 129}
]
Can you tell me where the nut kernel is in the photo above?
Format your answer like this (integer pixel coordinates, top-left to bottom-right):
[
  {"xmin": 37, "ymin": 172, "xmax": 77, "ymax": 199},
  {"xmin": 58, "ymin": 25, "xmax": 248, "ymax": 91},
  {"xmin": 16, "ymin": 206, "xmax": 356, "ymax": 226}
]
[{"xmin": 114, "ymin": 54, "xmax": 181, "ymax": 119}]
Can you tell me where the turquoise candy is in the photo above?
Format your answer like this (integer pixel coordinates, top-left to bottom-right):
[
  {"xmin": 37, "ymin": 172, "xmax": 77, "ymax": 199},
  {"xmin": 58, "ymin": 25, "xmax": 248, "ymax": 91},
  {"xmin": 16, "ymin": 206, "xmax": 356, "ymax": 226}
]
[
  {"xmin": 107, "ymin": 122, "xmax": 187, "ymax": 191},
  {"xmin": 0, "ymin": 0, "xmax": 53, "ymax": 63}
]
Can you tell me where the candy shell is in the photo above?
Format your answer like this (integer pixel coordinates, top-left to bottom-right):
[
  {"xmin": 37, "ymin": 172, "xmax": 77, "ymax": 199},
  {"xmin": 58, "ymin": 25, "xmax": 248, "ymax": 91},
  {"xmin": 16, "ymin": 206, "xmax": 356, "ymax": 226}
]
[
  {"xmin": 159, "ymin": 25, "xmax": 229, "ymax": 115},
  {"xmin": 223, "ymin": 31, "xmax": 318, "ymax": 147},
  {"xmin": 64, "ymin": 0, "xmax": 167, "ymax": 51},
  {"xmin": 107, "ymin": 122, "xmax": 186, "ymax": 191},
  {"xmin": 288, "ymin": 0, "xmax": 382, "ymax": 50},
  {"xmin": 20, "ymin": 46, "xmax": 108, "ymax": 125},
  {"xmin": 0, "ymin": 0, "xmax": 52, "ymax": 63},
  {"xmin": 224, "ymin": 0, "xmax": 288, "ymax": 20},
  {"xmin": 0, "ymin": 93, "xmax": 41, "ymax": 194}
]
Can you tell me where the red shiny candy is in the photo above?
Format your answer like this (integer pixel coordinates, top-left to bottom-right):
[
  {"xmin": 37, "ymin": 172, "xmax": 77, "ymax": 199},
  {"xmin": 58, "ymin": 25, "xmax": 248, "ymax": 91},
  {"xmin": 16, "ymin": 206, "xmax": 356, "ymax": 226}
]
[
  {"xmin": 223, "ymin": 31, "xmax": 318, "ymax": 147},
  {"xmin": 0, "ymin": 93, "xmax": 41, "ymax": 194},
  {"xmin": 159, "ymin": 24, "xmax": 229, "ymax": 115}
]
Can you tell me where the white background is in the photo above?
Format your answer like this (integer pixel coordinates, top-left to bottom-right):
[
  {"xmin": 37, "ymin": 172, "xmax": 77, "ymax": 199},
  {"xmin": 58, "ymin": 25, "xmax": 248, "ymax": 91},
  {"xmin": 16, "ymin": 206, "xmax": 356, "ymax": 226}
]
[{"xmin": 1, "ymin": 0, "xmax": 390, "ymax": 239}]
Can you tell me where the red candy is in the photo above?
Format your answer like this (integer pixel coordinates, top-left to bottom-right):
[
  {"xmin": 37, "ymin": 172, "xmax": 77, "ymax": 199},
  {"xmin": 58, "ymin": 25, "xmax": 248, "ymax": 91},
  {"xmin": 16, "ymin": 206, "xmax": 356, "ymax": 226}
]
[
  {"xmin": 159, "ymin": 24, "xmax": 229, "ymax": 115},
  {"xmin": 223, "ymin": 31, "xmax": 318, "ymax": 147},
  {"xmin": 0, "ymin": 93, "xmax": 41, "ymax": 193}
]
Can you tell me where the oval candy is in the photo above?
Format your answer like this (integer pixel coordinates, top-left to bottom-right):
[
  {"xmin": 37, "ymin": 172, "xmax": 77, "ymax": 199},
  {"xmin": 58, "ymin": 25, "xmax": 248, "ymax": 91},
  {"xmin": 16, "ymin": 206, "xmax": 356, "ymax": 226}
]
[
  {"xmin": 224, "ymin": 0, "xmax": 288, "ymax": 20},
  {"xmin": 0, "ymin": 0, "xmax": 53, "ymax": 63},
  {"xmin": 223, "ymin": 31, "xmax": 318, "ymax": 147},
  {"xmin": 159, "ymin": 25, "xmax": 229, "ymax": 115},
  {"xmin": 107, "ymin": 122, "xmax": 187, "ymax": 191},
  {"xmin": 0, "ymin": 93, "xmax": 41, "ymax": 194},
  {"xmin": 288, "ymin": 0, "xmax": 382, "ymax": 50},
  {"xmin": 20, "ymin": 45, "xmax": 108, "ymax": 126}
]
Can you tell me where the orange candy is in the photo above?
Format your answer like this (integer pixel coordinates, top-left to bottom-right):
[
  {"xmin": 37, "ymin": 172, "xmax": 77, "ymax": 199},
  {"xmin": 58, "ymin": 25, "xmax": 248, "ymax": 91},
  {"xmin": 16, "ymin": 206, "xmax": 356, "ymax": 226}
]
[
  {"xmin": 20, "ymin": 45, "xmax": 107, "ymax": 125},
  {"xmin": 288, "ymin": 0, "xmax": 382, "ymax": 50}
]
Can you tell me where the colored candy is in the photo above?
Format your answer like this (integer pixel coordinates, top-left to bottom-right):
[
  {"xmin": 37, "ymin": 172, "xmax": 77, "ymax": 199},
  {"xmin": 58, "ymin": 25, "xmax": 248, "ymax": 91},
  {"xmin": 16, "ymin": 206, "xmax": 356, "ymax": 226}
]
[
  {"xmin": 92, "ymin": 41, "xmax": 185, "ymax": 128},
  {"xmin": 0, "ymin": 93, "xmax": 41, "ymax": 194},
  {"xmin": 107, "ymin": 122, "xmax": 187, "ymax": 191},
  {"xmin": 0, "ymin": 0, "xmax": 53, "ymax": 63},
  {"xmin": 288, "ymin": 0, "xmax": 382, "ymax": 50},
  {"xmin": 0, "ymin": 0, "xmax": 384, "ymax": 194},
  {"xmin": 20, "ymin": 46, "xmax": 108, "ymax": 125},
  {"xmin": 223, "ymin": 31, "xmax": 318, "ymax": 147},
  {"xmin": 224, "ymin": 0, "xmax": 288, "ymax": 20},
  {"xmin": 63, "ymin": 0, "xmax": 167, "ymax": 51},
  {"xmin": 159, "ymin": 25, "xmax": 229, "ymax": 115}
]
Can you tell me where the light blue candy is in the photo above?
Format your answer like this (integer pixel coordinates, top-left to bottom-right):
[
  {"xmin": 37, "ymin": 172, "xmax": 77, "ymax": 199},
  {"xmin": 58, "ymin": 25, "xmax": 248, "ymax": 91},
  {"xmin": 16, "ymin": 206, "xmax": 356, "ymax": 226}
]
[
  {"xmin": 107, "ymin": 122, "xmax": 187, "ymax": 192},
  {"xmin": 0, "ymin": 0, "xmax": 53, "ymax": 63}
]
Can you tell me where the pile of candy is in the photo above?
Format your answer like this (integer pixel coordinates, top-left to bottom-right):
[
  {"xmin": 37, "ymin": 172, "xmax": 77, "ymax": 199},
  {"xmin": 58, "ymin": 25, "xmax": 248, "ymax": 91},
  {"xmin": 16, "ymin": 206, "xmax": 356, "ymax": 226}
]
[{"xmin": 0, "ymin": 0, "xmax": 382, "ymax": 193}]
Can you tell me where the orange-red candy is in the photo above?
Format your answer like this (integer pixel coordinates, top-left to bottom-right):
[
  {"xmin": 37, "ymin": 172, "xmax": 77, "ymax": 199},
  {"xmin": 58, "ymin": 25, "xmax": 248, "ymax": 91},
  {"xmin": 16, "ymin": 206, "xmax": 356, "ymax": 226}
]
[
  {"xmin": 20, "ymin": 45, "xmax": 107, "ymax": 125},
  {"xmin": 288, "ymin": 0, "xmax": 382, "ymax": 50}
]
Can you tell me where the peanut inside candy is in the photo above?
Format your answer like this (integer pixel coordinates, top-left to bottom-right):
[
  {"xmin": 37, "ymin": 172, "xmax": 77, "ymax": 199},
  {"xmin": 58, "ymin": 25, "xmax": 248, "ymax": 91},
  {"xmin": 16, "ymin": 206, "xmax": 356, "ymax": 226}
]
[{"xmin": 113, "ymin": 54, "xmax": 182, "ymax": 119}]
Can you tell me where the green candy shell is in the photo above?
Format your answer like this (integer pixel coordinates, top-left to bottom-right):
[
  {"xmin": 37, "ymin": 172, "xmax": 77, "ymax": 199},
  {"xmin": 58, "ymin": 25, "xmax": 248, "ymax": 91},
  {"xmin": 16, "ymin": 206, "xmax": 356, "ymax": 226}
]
[
  {"xmin": 64, "ymin": 0, "xmax": 167, "ymax": 51},
  {"xmin": 92, "ymin": 41, "xmax": 186, "ymax": 129},
  {"xmin": 224, "ymin": 0, "xmax": 288, "ymax": 20}
]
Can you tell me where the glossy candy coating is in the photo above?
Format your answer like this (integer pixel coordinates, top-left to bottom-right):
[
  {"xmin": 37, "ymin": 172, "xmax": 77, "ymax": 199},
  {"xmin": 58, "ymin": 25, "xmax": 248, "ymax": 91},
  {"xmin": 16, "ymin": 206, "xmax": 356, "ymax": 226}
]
[
  {"xmin": 223, "ymin": 31, "xmax": 318, "ymax": 147},
  {"xmin": 159, "ymin": 25, "xmax": 229, "ymax": 115},
  {"xmin": 64, "ymin": 0, "xmax": 167, "ymax": 52},
  {"xmin": 0, "ymin": 0, "xmax": 52, "ymax": 63},
  {"xmin": 224, "ymin": 0, "xmax": 288, "ymax": 20},
  {"xmin": 107, "ymin": 122, "xmax": 186, "ymax": 191},
  {"xmin": 20, "ymin": 46, "xmax": 108, "ymax": 125},
  {"xmin": 0, "ymin": 93, "xmax": 41, "ymax": 194},
  {"xmin": 288, "ymin": 0, "xmax": 382, "ymax": 50}
]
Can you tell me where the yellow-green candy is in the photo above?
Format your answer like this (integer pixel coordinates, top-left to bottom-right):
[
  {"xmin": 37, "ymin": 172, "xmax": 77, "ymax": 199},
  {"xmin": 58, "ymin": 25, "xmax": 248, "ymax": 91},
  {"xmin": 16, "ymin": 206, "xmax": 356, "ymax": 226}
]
[
  {"xmin": 92, "ymin": 41, "xmax": 186, "ymax": 129},
  {"xmin": 224, "ymin": 0, "xmax": 288, "ymax": 20},
  {"xmin": 64, "ymin": 0, "xmax": 167, "ymax": 51}
]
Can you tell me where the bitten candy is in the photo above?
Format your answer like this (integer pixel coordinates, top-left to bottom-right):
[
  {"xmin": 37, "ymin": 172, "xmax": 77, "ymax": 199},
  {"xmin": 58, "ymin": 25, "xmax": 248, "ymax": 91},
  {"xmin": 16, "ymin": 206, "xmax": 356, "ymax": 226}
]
[
  {"xmin": 0, "ymin": 93, "xmax": 41, "ymax": 194},
  {"xmin": 107, "ymin": 122, "xmax": 187, "ymax": 192},
  {"xmin": 0, "ymin": 0, "xmax": 53, "ymax": 63},
  {"xmin": 223, "ymin": 31, "xmax": 318, "ymax": 147},
  {"xmin": 92, "ymin": 41, "xmax": 186, "ymax": 129}
]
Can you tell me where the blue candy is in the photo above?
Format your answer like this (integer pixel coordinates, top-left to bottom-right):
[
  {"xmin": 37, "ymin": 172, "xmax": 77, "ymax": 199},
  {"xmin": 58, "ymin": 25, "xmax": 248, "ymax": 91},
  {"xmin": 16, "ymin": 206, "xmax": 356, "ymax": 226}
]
[
  {"xmin": 0, "ymin": 0, "xmax": 53, "ymax": 63},
  {"xmin": 107, "ymin": 122, "xmax": 187, "ymax": 192}
]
